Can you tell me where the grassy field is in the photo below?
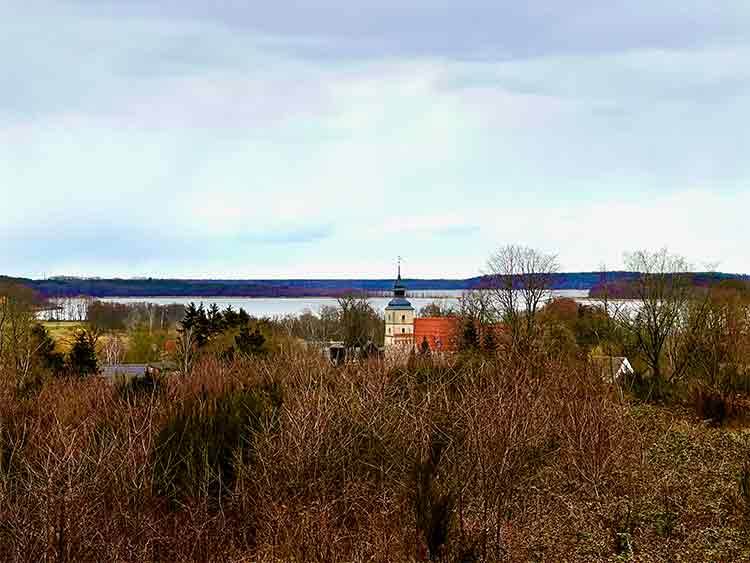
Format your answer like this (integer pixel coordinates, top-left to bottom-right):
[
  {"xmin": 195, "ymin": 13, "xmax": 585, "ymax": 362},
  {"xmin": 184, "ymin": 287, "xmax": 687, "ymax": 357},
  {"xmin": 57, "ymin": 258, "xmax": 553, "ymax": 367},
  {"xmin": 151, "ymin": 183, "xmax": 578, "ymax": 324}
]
[{"xmin": 40, "ymin": 321, "xmax": 86, "ymax": 351}]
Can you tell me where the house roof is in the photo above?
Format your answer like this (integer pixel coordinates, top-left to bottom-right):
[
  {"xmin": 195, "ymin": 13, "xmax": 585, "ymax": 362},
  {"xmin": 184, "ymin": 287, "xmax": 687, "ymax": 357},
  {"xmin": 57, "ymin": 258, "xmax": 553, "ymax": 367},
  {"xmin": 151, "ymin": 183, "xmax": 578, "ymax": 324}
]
[
  {"xmin": 414, "ymin": 317, "xmax": 460, "ymax": 352},
  {"xmin": 590, "ymin": 356, "xmax": 633, "ymax": 381},
  {"xmin": 101, "ymin": 364, "xmax": 147, "ymax": 377}
]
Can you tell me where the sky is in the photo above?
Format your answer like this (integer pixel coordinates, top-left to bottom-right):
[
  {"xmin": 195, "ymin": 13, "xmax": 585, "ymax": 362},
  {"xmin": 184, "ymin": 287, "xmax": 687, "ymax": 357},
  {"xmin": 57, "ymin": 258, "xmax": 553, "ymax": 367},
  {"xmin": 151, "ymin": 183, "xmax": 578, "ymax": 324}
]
[{"xmin": 2, "ymin": 1, "xmax": 749, "ymax": 279}]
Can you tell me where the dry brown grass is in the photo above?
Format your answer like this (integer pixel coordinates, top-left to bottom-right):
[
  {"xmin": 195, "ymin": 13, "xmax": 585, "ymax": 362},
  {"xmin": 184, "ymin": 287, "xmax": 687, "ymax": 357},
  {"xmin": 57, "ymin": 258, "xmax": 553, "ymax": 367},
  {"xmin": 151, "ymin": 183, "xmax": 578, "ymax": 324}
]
[{"xmin": 0, "ymin": 349, "xmax": 748, "ymax": 561}]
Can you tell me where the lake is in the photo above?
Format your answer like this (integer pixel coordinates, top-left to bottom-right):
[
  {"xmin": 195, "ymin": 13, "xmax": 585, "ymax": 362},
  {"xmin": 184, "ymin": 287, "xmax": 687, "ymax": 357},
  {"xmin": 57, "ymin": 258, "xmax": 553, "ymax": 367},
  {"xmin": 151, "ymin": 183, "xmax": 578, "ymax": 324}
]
[{"xmin": 42, "ymin": 290, "xmax": 592, "ymax": 320}]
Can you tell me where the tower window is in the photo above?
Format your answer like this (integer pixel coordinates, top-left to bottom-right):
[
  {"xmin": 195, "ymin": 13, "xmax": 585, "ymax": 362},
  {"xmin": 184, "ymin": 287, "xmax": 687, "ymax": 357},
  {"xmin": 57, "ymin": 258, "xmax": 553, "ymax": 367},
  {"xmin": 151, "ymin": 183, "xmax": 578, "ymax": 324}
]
[
  {"xmin": 401, "ymin": 328, "xmax": 405, "ymax": 333},
  {"xmin": 401, "ymin": 315, "xmax": 405, "ymax": 322}
]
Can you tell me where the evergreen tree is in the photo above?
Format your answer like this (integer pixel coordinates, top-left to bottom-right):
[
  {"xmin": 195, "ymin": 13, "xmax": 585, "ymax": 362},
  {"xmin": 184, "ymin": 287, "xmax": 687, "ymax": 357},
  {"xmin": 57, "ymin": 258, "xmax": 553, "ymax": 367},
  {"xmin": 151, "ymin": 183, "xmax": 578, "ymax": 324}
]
[
  {"xmin": 207, "ymin": 303, "xmax": 222, "ymax": 334},
  {"xmin": 32, "ymin": 324, "xmax": 65, "ymax": 374},
  {"xmin": 68, "ymin": 330, "xmax": 99, "ymax": 377},
  {"xmin": 223, "ymin": 305, "xmax": 239, "ymax": 329},
  {"xmin": 238, "ymin": 308, "xmax": 251, "ymax": 326},
  {"xmin": 420, "ymin": 336, "xmax": 431, "ymax": 356},
  {"xmin": 181, "ymin": 302, "xmax": 199, "ymax": 332},
  {"xmin": 194, "ymin": 304, "xmax": 210, "ymax": 347},
  {"xmin": 235, "ymin": 325, "xmax": 266, "ymax": 357}
]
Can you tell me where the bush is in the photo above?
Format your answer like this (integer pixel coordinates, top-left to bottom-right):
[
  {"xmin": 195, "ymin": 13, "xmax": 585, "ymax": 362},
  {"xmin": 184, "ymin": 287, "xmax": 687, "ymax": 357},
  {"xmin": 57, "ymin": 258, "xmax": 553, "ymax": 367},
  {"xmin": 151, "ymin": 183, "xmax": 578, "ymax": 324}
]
[
  {"xmin": 414, "ymin": 437, "xmax": 455, "ymax": 560},
  {"xmin": 152, "ymin": 383, "xmax": 280, "ymax": 503},
  {"xmin": 115, "ymin": 371, "xmax": 162, "ymax": 401},
  {"xmin": 692, "ymin": 385, "xmax": 728, "ymax": 425},
  {"xmin": 691, "ymin": 383, "xmax": 750, "ymax": 427},
  {"xmin": 621, "ymin": 369, "xmax": 674, "ymax": 403}
]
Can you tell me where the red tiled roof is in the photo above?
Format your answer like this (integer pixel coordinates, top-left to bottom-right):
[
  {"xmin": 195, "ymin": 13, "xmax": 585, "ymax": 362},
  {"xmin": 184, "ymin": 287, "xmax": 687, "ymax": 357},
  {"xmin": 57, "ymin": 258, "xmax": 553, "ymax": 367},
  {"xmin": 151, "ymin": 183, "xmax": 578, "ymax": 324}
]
[{"xmin": 414, "ymin": 317, "xmax": 460, "ymax": 352}]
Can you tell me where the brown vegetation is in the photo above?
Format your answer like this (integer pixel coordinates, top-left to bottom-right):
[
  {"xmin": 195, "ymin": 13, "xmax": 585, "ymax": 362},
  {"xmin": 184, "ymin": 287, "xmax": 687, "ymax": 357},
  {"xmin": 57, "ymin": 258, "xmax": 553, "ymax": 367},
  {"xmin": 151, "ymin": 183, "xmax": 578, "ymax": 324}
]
[
  {"xmin": 3, "ymin": 252, "xmax": 750, "ymax": 561},
  {"xmin": 2, "ymin": 344, "xmax": 749, "ymax": 561},
  {"xmin": 0, "ymin": 348, "xmax": 644, "ymax": 562}
]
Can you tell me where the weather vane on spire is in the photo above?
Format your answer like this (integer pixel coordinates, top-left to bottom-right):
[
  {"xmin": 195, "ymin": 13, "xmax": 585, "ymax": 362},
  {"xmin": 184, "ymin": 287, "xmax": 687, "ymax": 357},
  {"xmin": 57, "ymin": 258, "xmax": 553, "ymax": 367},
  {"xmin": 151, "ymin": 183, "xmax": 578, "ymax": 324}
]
[{"xmin": 397, "ymin": 256, "xmax": 402, "ymax": 280}]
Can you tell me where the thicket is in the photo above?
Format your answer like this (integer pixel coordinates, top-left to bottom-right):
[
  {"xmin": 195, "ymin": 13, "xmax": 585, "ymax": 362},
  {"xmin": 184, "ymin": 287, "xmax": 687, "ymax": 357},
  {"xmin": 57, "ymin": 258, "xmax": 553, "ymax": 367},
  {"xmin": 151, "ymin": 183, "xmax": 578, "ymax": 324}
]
[{"xmin": 0, "ymin": 349, "xmax": 645, "ymax": 562}]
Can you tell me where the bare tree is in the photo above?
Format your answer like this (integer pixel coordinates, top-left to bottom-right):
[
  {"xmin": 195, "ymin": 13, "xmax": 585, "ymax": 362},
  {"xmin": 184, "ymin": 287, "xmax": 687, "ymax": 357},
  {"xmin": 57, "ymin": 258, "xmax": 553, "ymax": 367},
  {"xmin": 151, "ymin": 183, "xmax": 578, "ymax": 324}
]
[
  {"xmin": 590, "ymin": 264, "xmax": 627, "ymax": 356},
  {"xmin": 0, "ymin": 294, "xmax": 7, "ymax": 363},
  {"xmin": 0, "ymin": 283, "xmax": 45, "ymax": 386},
  {"xmin": 617, "ymin": 248, "xmax": 708, "ymax": 385},
  {"xmin": 175, "ymin": 326, "xmax": 196, "ymax": 376},
  {"xmin": 484, "ymin": 244, "xmax": 559, "ymax": 344},
  {"xmin": 458, "ymin": 290, "xmax": 495, "ymax": 325},
  {"xmin": 101, "ymin": 334, "xmax": 126, "ymax": 366},
  {"xmin": 418, "ymin": 299, "xmax": 456, "ymax": 318},
  {"xmin": 73, "ymin": 296, "xmax": 93, "ymax": 322},
  {"xmin": 336, "ymin": 294, "xmax": 382, "ymax": 350},
  {"xmin": 319, "ymin": 305, "xmax": 340, "ymax": 342},
  {"xmin": 669, "ymin": 280, "xmax": 750, "ymax": 386}
]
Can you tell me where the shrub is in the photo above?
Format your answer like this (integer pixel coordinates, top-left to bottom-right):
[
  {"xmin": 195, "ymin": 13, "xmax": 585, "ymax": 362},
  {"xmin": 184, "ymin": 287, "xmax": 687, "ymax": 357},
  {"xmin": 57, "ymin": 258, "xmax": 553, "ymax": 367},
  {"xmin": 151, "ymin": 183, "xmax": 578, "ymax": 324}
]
[
  {"xmin": 690, "ymin": 383, "xmax": 750, "ymax": 427},
  {"xmin": 115, "ymin": 371, "xmax": 162, "ymax": 401},
  {"xmin": 31, "ymin": 324, "xmax": 64, "ymax": 375},
  {"xmin": 414, "ymin": 437, "xmax": 455, "ymax": 561},
  {"xmin": 692, "ymin": 385, "xmax": 728, "ymax": 426},
  {"xmin": 621, "ymin": 369, "xmax": 674, "ymax": 403},
  {"xmin": 152, "ymin": 383, "xmax": 279, "ymax": 504}
]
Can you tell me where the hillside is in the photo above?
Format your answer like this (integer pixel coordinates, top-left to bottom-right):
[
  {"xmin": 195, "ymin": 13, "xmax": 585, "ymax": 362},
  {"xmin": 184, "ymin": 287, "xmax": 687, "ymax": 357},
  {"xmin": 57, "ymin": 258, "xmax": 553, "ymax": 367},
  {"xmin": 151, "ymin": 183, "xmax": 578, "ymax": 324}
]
[{"xmin": 3, "ymin": 271, "xmax": 748, "ymax": 298}]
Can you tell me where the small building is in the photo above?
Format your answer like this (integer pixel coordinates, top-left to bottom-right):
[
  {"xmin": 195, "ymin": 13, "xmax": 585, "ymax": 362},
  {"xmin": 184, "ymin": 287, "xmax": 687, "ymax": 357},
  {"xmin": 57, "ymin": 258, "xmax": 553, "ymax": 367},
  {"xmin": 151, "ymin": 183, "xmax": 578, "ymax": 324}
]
[
  {"xmin": 590, "ymin": 356, "xmax": 634, "ymax": 383},
  {"xmin": 145, "ymin": 361, "xmax": 177, "ymax": 376},
  {"xmin": 328, "ymin": 342, "xmax": 347, "ymax": 365},
  {"xmin": 414, "ymin": 317, "xmax": 460, "ymax": 352},
  {"xmin": 384, "ymin": 265, "xmax": 415, "ymax": 348},
  {"xmin": 327, "ymin": 340, "xmax": 383, "ymax": 365},
  {"xmin": 100, "ymin": 364, "xmax": 147, "ymax": 378},
  {"xmin": 100, "ymin": 361, "xmax": 176, "ymax": 379}
]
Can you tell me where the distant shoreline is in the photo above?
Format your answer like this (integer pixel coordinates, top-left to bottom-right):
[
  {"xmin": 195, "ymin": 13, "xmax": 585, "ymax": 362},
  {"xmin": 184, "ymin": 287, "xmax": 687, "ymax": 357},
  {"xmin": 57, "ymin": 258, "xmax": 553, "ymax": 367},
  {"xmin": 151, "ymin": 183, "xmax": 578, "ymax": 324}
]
[{"xmin": 4, "ymin": 271, "xmax": 748, "ymax": 299}]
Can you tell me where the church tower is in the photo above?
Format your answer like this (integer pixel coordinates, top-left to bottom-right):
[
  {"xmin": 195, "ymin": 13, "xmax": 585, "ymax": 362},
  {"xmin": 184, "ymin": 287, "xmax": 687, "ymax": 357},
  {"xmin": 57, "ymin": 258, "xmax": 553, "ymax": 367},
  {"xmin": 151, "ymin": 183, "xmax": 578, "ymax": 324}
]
[{"xmin": 384, "ymin": 260, "xmax": 415, "ymax": 347}]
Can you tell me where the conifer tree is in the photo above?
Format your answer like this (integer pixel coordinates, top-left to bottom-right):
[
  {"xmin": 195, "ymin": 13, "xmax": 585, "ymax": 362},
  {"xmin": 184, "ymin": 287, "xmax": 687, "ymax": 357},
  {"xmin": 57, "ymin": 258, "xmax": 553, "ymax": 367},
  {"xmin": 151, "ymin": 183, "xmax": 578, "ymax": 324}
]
[
  {"xmin": 207, "ymin": 303, "xmax": 222, "ymax": 334},
  {"xmin": 238, "ymin": 308, "xmax": 251, "ymax": 326},
  {"xmin": 181, "ymin": 302, "xmax": 199, "ymax": 332},
  {"xmin": 235, "ymin": 325, "xmax": 266, "ymax": 357},
  {"xmin": 223, "ymin": 305, "xmax": 239, "ymax": 329},
  {"xmin": 194, "ymin": 304, "xmax": 210, "ymax": 347},
  {"xmin": 68, "ymin": 330, "xmax": 99, "ymax": 377}
]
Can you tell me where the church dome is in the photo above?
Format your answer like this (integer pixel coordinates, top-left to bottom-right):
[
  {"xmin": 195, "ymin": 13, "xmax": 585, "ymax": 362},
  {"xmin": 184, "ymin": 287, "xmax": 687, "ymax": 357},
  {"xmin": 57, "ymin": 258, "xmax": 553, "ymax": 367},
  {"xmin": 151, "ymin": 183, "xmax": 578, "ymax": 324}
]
[
  {"xmin": 386, "ymin": 262, "xmax": 413, "ymax": 310},
  {"xmin": 386, "ymin": 296, "xmax": 413, "ymax": 310}
]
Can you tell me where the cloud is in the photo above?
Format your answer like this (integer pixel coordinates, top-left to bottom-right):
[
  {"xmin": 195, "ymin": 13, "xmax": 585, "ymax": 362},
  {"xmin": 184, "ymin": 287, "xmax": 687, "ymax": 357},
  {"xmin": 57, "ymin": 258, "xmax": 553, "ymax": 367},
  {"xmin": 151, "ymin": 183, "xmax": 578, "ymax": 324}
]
[
  {"xmin": 54, "ymin": 0, "xmax": 750, "ymax": 59},
  {"xmin": 1, "ymin": 1, "xmax": 749, "ymax": 278}
]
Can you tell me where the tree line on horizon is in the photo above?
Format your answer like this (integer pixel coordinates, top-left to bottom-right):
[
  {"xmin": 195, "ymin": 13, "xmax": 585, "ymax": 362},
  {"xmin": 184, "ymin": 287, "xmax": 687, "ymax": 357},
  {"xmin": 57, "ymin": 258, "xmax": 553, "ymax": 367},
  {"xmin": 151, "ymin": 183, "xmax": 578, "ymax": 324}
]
[{"xmin": 4, "ymin": 266, "xmax": 748, "ymax": 300}]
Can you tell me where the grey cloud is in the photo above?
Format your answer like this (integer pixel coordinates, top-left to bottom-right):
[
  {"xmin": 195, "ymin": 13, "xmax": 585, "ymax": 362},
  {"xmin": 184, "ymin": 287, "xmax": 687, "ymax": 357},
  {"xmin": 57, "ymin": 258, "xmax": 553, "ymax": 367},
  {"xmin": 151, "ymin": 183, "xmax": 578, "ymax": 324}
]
[
  {"xmin": 62, "ymin": 0, "xmax": 750, "ymax": 59},
  {"xmin": 1, "ymin": 0, "xmax": 749, "ymax": 277},
  {"xmin": 1, "ymin": 220, "xmax": 334, "ymax": 277}
]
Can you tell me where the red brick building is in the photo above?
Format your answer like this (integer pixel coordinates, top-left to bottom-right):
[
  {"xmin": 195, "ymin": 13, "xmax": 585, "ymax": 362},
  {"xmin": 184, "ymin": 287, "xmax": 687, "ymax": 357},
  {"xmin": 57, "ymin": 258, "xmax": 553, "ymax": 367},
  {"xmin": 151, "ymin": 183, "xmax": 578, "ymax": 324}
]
[{"xmin": 413, "ymin": 317, "xmax": 460, "ymax": 352}]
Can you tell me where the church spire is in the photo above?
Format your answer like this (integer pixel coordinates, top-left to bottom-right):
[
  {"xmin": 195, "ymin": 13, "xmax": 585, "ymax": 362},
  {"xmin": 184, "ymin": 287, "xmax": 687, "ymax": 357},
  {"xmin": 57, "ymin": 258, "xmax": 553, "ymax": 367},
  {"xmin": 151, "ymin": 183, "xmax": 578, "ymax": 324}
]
[{"xmin": 393, "ymin": 257, "xmax": 406, "ymax": 298}]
